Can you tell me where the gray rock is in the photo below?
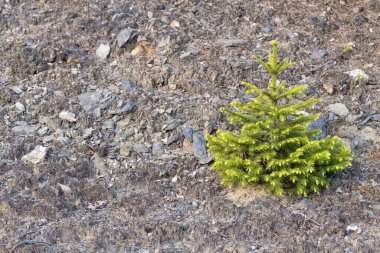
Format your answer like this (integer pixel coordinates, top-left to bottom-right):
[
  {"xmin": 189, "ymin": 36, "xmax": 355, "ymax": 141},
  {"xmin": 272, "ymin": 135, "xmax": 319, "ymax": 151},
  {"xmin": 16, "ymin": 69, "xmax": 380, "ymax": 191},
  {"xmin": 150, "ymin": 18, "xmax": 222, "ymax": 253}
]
[
  {"xmin": 163, "ymin": 119, "xmax": 183, "ymax": 132},
  {"xmin": 309, "ymin": 116, "xmax": 329, "ymax": 139},
  {"xmin": 78, "ymin": 90, "xmax": 110, "ymax": 115},
  {"xmin": 96, "ymin": 43, "xmax": 110, "ymax": 60},
  {"xmin": 82, "ymin": 128, "xmax": 94, "ymax": 139},
  {"xmin": 109, "ymin": 101, "xmax": 136, "ymax": 115},
  {"xmin": 121, "ymin": 80, "xmax": 137, "ymax": 91},
  {"xmin": 329, "ymin": 103, "xmax": 349, "ymax": 117},
  {"xmin": 132, "ymin": 144, "xmax": 150, "ymax": 153},
  {"xmin": 152, "ymin": 141, "xmax": 165, "ymax": 155},
  {"xmin": 179, "ymin": 51, "xmax": 192, "ymax": 59},
  {"xmin": 59, "ymin": 110, "xmax": 77, "ymax": 122},
  {"xmin": 312, "ymin": 49, "xmax": 328, "ymax": 58},
  {"xmin": 11, "ymin": 121, "xmax": 39, "ymax": 135},
  {"xmin": 15, "ymin": 102, "xmax": 25, "ymax": 112},
  {"xmin": 167, "ymin": 134, "xmax": 179, "ymax": 145},
  {"xmin": 193, "ymin": 130, "xmax": 207, "ymax": 158},
  {"xmin": 180, "ymin": 126, "xmax": 193, "ymax": 142},
  {"xmin": 37, "ymin": 126, "xmax": 49, "ymax": 136},
  {"xmin": 102, "ymin": 120, "xmax": 115, "ymax": 130},
  {"xmin": 304, "ymin": 84, "xmax": 316, "ymax": 95},
  {"xmin": 21, "ymin": 146, "xmax": 48, "ymax": 164},
  {"xmin": 217, "ymin": 38, "xmax": 247, "ymax": 47},
  {"xmin": 262, "ymin": 24, "xmax": 272, "ymax": 33},
  {"xmin": 11, "ymin": 86, "xmax": 23, "ymax": 94},
  {"xmin": 117, "ymin": 27, "xmax": 136, "ymax": 48}
]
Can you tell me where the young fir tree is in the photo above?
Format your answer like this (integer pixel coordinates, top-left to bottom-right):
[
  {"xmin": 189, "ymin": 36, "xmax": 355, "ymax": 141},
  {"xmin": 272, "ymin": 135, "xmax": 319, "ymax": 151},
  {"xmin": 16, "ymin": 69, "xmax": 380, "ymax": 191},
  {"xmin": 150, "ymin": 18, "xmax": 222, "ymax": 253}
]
[{"xmin": 206, "ymin": 41, "xmax": 352, "ymax": 196}]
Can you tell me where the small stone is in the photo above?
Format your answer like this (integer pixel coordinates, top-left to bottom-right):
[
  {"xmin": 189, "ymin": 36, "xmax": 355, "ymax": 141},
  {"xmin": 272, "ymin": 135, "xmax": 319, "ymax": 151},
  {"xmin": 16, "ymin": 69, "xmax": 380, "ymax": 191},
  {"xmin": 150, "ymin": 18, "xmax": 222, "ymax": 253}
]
[
  {"xmin": 102, "ymin": 120, "xmax": 114, "ymax": 130},
  {"xmin": 109, "ymin": 101, "xmax": 136, "ymax": 115},
  {"xmin": 179, "ymin": 51, "xmax": 192, "ymax": 59},
  {"xmin": 96, "ymin": 43, "xmax": 110, "ymax": 60},
  {"xmin": 58, "ymin": 183, "xmax": 72, "ymax": 194},
  {"xmin": 59, "ymin": 110, "xmax": 77, "ymax": 122},
  {"xmin": 217, "ymin": 39, "xmax": 247, "ymax": 47},
  {"xmin": 11, "ymin": 86, "xmax": 23, "ymax": 94},
  {"xmin": 304, "ymin": 84, "xmax": 316, "ymax": 95},
  {"xmin": 323, "ymin": 83, "xmax": 334, "ymax": 94},
  {"xmin": 152, "ymin": 141, "xmax": 165, "ymax": 155},
  {"xmin": 82, "ymin": 128, "xmax": 94, "ymax": 139},
  {"xmin": 37, "ymin": 126, "xmax": 49, "ymax": 136},
  {"xmin": 11, "ymin": 122, "xmax": 39, "ymax": 135},
  {"xmin": 170, "ymin": 20, "xmax": 180, "ymax": 28},
  {"xmin": 121, "ymin": 80, "xmax": 137, "ymax": 91},
  {"xmin": 21, "ymin": 146, "xmax": 48, "ymax": 164},
  {"xmin": 163, "ymin": 119, "xmax": 183, "ymax": 132},
  {"xmin": 132, "ymin": 144, "xmax": 150, "ymax": 153},
  {"xmin": 15, "ymin": 102, "xmax": 25, "ymax": 112},
  {"xmin": 193, "ymin": 130, "xmax": 207, "ymax": 158},
  {"xmin": 312, "ymin": 49, "xmax": 328, "ymax": 58},
  {"xmin": 372, "ymin": 114, "xmax": 380, "ymax": 121},
  {"xmin": 180, "ymin": 126, "xmax": 193, "ymax": 142},
  {"xmin": 131, "ymin": 45, "xmax": 144, "ymax": 56},
  {"xmin": 329, "ymin": 103, "xmax": 349, "ymax": 117},
  {"xmin": 117, "ymin": 27, "xmax": 136, "ymax": 48}
]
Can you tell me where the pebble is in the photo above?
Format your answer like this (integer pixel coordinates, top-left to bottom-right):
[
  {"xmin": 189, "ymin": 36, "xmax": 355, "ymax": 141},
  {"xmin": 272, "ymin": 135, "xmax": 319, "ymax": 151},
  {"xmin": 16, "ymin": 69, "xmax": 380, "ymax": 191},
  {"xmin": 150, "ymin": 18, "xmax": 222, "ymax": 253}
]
[
  {"xmin": 121, "ymin": 80, "xmax": 137, "ymax": 91},
  {"xmin": 180, "ymin": 126, "xmax": 193, "ymax": 142},
  {"xmin": 15, "ymin": 102, "xmax": 25, "ymax": 112},
  {"xmin": 109, "ymin": 101, "xmax": 136, "ymax": 115},
  {"xmin": 163, "ymin": 119, "xmax": 183, "ymax": 132},
  {"xmin": 78, "ymin": 90, "xmax": 110, "ymax": 115},
  {"xmin": 193, "ymin": 130, "xmax": 207, "ymax": 158},
  {"xmin": 117, "ymin": 27, "xmax": 136, "ymax": 48},
  {"xmin": 11, "ymin": 86, "xmax": 23, "ymax": 94},
  {"xmin": 11, "ymin": 121, "xmax": 39, "ymax": 135},
  {"xmin": 21, "ymin": 146, "xmax": 48, "ymax": 164},
  {"xmin": 217, "ymin": 38, "xmax": 247, "ymax": 47},
  {"xmin": 132, "ymin": 144, "xmax": 150, "ymax": 153},
  {"xmin": 329, "ymin": 103, "xmax": 349, "ymax": 117},
  {"xmin": 312, "ymin": 49, "xmax": 328, "ymax": 58},
  {"xmin": 96, "ymin": 43, "xmax": 111, "ymax": 60},
  {"xmin": 59, "ymin": 110, "xmax": 77, "ymax": 122}
]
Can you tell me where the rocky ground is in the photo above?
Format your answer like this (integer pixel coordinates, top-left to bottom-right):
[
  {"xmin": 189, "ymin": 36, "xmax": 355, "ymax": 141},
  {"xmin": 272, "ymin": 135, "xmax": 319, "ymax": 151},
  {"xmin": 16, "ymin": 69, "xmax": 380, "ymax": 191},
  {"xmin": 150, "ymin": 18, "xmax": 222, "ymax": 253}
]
[{"xmin": 0, "ymin": 0, "xmax": 380, "ymax": 252}]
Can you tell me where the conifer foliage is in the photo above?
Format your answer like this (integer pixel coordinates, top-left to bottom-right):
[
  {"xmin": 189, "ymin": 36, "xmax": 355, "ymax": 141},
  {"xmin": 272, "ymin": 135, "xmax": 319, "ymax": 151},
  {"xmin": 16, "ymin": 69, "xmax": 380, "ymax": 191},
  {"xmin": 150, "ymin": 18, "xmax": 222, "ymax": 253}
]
[{"xmin": 206, "ymin": 41, "xmax": 352, "ymax": 196}]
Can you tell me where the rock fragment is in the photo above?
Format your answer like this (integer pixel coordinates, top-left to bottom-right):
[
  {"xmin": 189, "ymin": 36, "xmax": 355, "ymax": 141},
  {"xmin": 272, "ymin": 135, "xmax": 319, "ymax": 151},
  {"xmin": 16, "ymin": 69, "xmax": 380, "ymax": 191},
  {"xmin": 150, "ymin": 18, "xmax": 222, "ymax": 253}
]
[
  {"xmin": 329, "ymin": 103, "xmax": 349, "ymax": 117},
  {"xmin": 312, "ymin": 49, "xmax": 328, "ymax": 58},
  {"xmin": 117, "ymin": 27, "xmax": 136, "ymax": 48},
  {"xmin": 21, "ymin": 146, "xmax": 48, "ymax": 164},
  {"xmin": 96, "ymin": 43, "xmax": 111, "ymax": 60},
  {"xmin": 59, "ymin": 110, "xmax": 77, "ymax": 122},
  {"xmin": 193, "ymin": 130, "xmax": 207, "ymax": 158}
]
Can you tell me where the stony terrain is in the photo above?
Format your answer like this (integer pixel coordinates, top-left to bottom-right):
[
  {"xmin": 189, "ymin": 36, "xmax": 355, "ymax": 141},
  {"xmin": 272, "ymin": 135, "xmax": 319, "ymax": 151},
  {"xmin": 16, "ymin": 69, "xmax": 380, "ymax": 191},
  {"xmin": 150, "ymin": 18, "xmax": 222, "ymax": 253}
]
[{"xmin": 0, "ymin": 0, "xmax": 380, "ymax": 252}]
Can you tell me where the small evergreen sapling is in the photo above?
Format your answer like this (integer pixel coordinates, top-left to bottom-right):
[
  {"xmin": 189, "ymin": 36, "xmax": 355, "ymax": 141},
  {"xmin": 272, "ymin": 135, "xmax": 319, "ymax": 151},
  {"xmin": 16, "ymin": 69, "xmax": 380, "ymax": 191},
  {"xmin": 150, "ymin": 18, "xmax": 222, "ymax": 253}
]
[{"xmin": 206, "ymin": 41, "xmax": 352, "ymax": 196}]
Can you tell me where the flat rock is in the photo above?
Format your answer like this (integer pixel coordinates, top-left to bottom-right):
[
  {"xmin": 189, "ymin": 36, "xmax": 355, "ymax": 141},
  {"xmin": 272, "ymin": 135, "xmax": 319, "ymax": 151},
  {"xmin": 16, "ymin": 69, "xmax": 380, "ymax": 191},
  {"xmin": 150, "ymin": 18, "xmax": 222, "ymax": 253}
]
[
  {"xmin": 163, "ymin": 119, "xmax": 183, "ymax": 132},
  {"xmin": 121, "ymin": 80, "xmax": 137, "ymax": 91},
  {"xmin": 193, "ymin": 130, "xmax": 207, "ymax": 158},
  {"xmin": 59, "ymin": 110, "xmax": 77, "ymax": 122},
  {"xmin": 117, "ymin": 27, "xmax": 136, "ymax": 48},
  {"xmin": 132, "ymin": 144, "xmax": 150, "ymax": 153},
  {"xmin": 78, "ymin": 90, "xmax": 110, "ymax": 116},
  {"xmin": 329, "ymin": 103, "xmax": 349, "ymax": 117},
  {"xmin": 218, "ymin": 38, "xmax": 247, "ymax": 47},
  {"xmin": 312, "ymin": 49, "xmax": 328, "ymax": 58},
  {"xmin": 15, "ymin": 102, "xmax": 25, "ymax": 112},
  {"xmin": 96, "ymin": 43, "xmax": 110, "ymax": 60},
  {"xmin": 21, "ymin": 146, "xmax": 48, "ymax": 164},
  {"xmin": 11, "ymin": 121, "xmax": 39, "ymax": 135},
  {"xmin": 109, "ymin": 101, "xmax": 136, "ymax": 115}
]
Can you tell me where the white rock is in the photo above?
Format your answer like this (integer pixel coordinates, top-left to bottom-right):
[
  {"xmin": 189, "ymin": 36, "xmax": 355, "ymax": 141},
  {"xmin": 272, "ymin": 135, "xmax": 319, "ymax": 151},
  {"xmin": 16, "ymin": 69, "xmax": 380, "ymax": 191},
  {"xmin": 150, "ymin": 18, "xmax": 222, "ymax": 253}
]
[
  {"xmin": 59, "ymin": 110, "xmax": 77, "ymax": 122},
  {"xmin": 21, "ymin": 146, "xmax": 48, "ymax": 164},
  {"xmin": 96, "ymin": 43, "xmax": 110, "ymax": 60},
  {"xmin": 15, "ymin": 102, "xmax": 25, "ymax": 112},
  {"xmin": 329, "ymin": 103, "xmax": 349, "ymax": 117}
]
